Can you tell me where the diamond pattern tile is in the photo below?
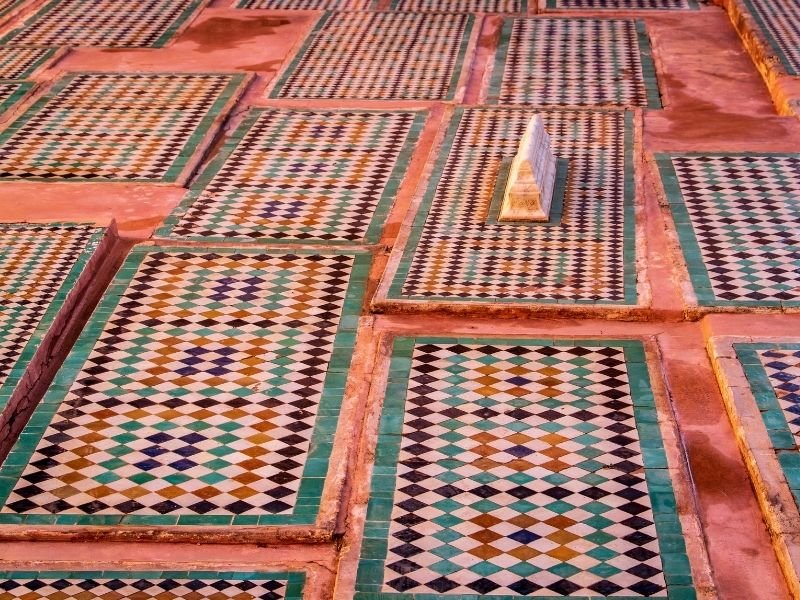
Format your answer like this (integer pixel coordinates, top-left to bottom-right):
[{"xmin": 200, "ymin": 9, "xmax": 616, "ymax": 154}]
[
  {"xmin": 0, "ymin": 571, "xmax": 305, "ymax": 600},
  {"xmin": 742, "ymin": 0, "xmax": 800, "ymax": 75},
  {"xmin": 391, "ymin": 0, "xmax": 524, "ymax": 11},
  {"xmin": 659, "ymin": 154, "xmax": 800, "ymax": 306},
  {"xmin": 238, "ymin": 0, "xmax": 370, "ymax": 8},
  {"xmin": 489, "ymin": 18, "xmax": 659, "ymax": 108},
  {"xmin": 389, "ymin": 107, "xmax": 635, "ymax": 303},
  {"xmin": 547, "ymin": 0, "xmax": 695, "ymax": 8},
  {"xmin": 0, "ymin": 0, "xmax": 205, "ymax": 48},
  {"xmin": 0, "ymin": 0, "xmax": 23, "ymax": 17},
  {"xmin": 0, "ymin": 247, "xmax": 369, "ymax": 526},
  {"xmin": 357, "ymin": 339, "xmax": 695, "ymax": 598},
  {"xmin": 272, "ymin": 12, "xmax": 472, "ymax": 100},
  {"xmin": 0, "ymin": 47, "xmax": 56, "ymax": 79},
  {"xmin": 0, "ymin": 73, "xmax": 244, "ymax": 182},
  {"xmin": 159, "ymin": 109, "xmax": 424, "ymax": 244},
  {"xmin": 756, "ymin": 348, "xmax": 800, "ymax": 443},
  {"xmin": 0, "ymin": 81, "xmax": 31, "ymax": 114},
  {"xmin": 0, "ymin": 223, "xmax": 101, "ymax": 410}
]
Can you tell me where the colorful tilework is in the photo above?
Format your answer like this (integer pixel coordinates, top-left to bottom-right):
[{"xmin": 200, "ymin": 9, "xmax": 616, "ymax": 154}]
[
  {"xmin": 357, "ymin": 338, "xmax": 695, "ymax": 598},
  {"xmin": 488, "ymin": 18, "xmax": 660, "ymax": 108},
  {"xmin": 0, "ymin": 0, "xmax": 24, "ymax": 17},
  {"xmin": 0, "ymin": 73, "xmax": 245, "ymax": 182},
  {"xmin": 547, "ymin": 0, "xmax": 696, "ymax": 8},
  {"xmin": 0, "ymin": 47, "xmax": 56, "ymax": 79},
  {"xmin": 0, "ymin": 571, "xmax": 305, "ymax": 600},
  {"xmin": 271, "ymin": 12, "xmax": 472, "ymax": 100},
  {"xmin": 0, "ymin": 247, "xmax": 369, "ymax": 526},
  {"xmin": 238, "ymin": 0, "xmax": 370, "ymax": 8},
  {"xmin": 736, "ymin": 343, "xmax": 800, "ymax": 510},
  {"xmin": 656, "ymin": 153, "xmax": 800, "ymax": 307},
  {"xmin": 388, "ymin": 108, "xmax": 635, "ymax": 304},
  {"xmin": 0, "ymin": 0, "xmax": 205, "ymax": 48},
  {"xmin": 742, "ymin": 0, "xmax": 800, "ymax": 75},
  {"xmin": 157, "ymin": 109, "xmax": 425, "ymax": 244},
  {"xmin": 0, "ymin": 224, "xmax": 102, "ymax": 412},
  {"xmin": 390, "ymin": 0, "xmax": 525, "ymax": 11},
  {"xmin": 0, "ymin": 81, "xmax": 32, "ymax": 114}
]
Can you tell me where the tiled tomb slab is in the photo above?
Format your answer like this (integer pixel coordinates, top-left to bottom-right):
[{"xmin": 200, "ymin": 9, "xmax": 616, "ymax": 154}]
[
  {"xmin": 545, "ymin": 0, "xmax": 696, "ymax": 8},
  {"xmin": 0, "ymin": 0, "xmax": 207, "ymax": 48},
  {"xmin": 377, "ymin": 107, "xmax": 639, "ymax": 312},
  {"xmin": 353, "ymin": 337, "xmax": 699, "ymax": 599},
  {"xmin": 0, "ymin": 72, "xmax": 249, "ymax": 184},
  {"xmin": 0, "ymin": 245, "xmax": 370, "ymax": 540},
  {"xmin": 487, "ymin": 18, "xmax": 660, "ymax": 109},
  {"xmin": 707, "ymin": 337, "xmax": 800, "ymax": 598},
  {"xmin": 0, "ymin": 570, "xmax": 306, "ymax": 600},
  {"xmin": 156, "ymin": 108, "xmax": 426, "ymax": 245},
  {"xmin": 0, "ymin": 47, "xmax": 57, "ymax": 80},
  {"xmin": 270, "ymin": 12, "xmax": 474, "ymax": 101},
  {"xmin": 389, "ymin": 0, "xmax": 526, "ymax": 12},
  {"xmin": 655, "ymin": 153, "xmax": 800, "ymax": 309},
  {"xmin": 737, "ymin": 0, "xmax": 800, "ymax": 76},
  {"xmin": 237, "ymin": 0, "xmax": 372, "ymax": 8}
]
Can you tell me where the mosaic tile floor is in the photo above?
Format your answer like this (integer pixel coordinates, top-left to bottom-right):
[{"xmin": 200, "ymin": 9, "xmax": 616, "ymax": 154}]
[
  {"xmin": 0, "ymin": 73, "xmax": 245, "ymax": 182},
  {"xmin": 0, "ymin": 0, "xmax": 205, "ymax": 48},
  {"xmin": 237, "ymin": 0, "xmax": 370, "ymax": 8},
  {"xmin": 0, "ymin": 571, "xmax": 305, "ymax": 600},
  {"xmin": 0, "ymin": 223, "xmax": 101, "ymax": 412},
  {"xmin": 158, "ymin": 109, "xmax": 425, "ymax": 244},
  {"xmin": 271, "ymin": 12, "xmax": 473, "ymax": 100},
  {"xmin": 0, "ymin": 47, "xmax": 56, "ymax": 79},
  {"xmin": 736, "ymin": 343, "xmax": 800, "ymax": 509},
  {"xmin": 0, "ymin": 246, "xmax": 369, "ymax": 526},
  {"xmin": 390, "ymin": 0, "xmax": 525, "ymax": 12},
  {"xmin": 656, "ymin": 153, "xmax": 800, "ymax": 307},
  {"xmin": 357, "ymin": 338, "xmax": 695, "ymax": 598},
  {"xmin": 742, "ymin": 0, "xmax": 800, "ymax": 76},
  {"xmin": 488, "ymin": 18, "xmax": 659, "ymax": 108},
  {"xmin": 546, "ymin": 0, "xmax": 696, "ymax": 8},
  {"xmin": 387, "ymin": 108, "xmax": 635, "ymax": 304}
]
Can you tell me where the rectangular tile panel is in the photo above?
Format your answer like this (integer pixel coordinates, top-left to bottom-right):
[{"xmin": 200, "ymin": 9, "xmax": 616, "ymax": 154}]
[
  {"xmin": 0, "ymin": 571, "xmax": 305, "ymax": 600},
  {"xmin": 0, "ymin": 0, "xmax": 205, "ymax": 47},
  {"xmin": 0, "ymin": 246, "xmax": 369, "ymax": 526},
  {"xmin": 656, "ymin": 153, "xmax": 800, "ymax": 307},
  {"xmin": 238, "ymin": 0, "xmax": 370, "ymax": 8},
  {"xmin": 742, "ymin": 0, "xmax": 800, "ymax": 75},
  {"xmin": 547, "ymin": 0, "xmax": 696, "ymax": 8},
  {"xmin": 271, "ymin": 12, "xmax": 473, "ymax": 100},
  {"xmin": 488, "ymin": 18, "xmax": 660, "ymax": 108},
  {"xmin": 0, "ymin": 73, "xmax": 245, "ymax": 182},
  {"xmin": 388, "ymin": 108, "xmax": 636, "ymax": 304},
  {"xmin": 357, "ymin": 338, "xmax": 695, "ymax": 598},
  {"xmin": 158, "ymin": 109, "xmax": 425, "ymax": 244},
  {"xmin": 0, "ymin": 47, "xmax": 56, "ymax": 79},
  {"xmin": 390, "ymin": 0, "xmax": 525, "ymax": 11},
  {"xmin": 0, "ymin": 223, "xmax": 103, "ymax": 412}
]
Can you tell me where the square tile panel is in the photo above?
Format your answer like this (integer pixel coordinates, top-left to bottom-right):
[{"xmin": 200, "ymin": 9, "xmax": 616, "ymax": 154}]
[
  {"xmin": 157, "ymin": 109, "xmax": 425, "ymax": 244},
  {"xmin": 742, "ymin": 0, "xmax": 800, "ymax": 75},
  {"xmin": 390, "ymin": 0, "xmax": 525, "ymax": 11},
  {"xmin": 488, "ymin": 18, "xmax": 660, "ymax": 108},
  {"xmin": 0, "ymin": 223, "xmax": 103, "ymax": 412},
  {"xmin": 546, "ymin": 0, "xmax": 696, "ymax": 8},
  {"xmin": 0, "ymin": 47, "xmax": 56, "ymax": 79},
  {"xmin": 0, "ymin": 246, "xmax": 370, "ymax": 526},
  {"xmin": 0, "ymin": 0, "xmax": 205, "ymax": 48},
  {"xmin": 0, "ymin": 570, "xmax": 305, "ymax": 600},
  {"xmin": 238, "ymin": 0, "xmax": 370, "ymax": 8},
  {"xmin": 356, "ymin": 338, "xmax": 695, "ymax": 598},
  {"xmin": 656, "ymin": 153, "xmax": 800, "ymax": 307},
  {"xmin": 271, "ymin": 12, "xmax": 473, "ymax": 100},
  {"xmin": 387, "ymin": 108, "xmax": 636, "ymax": 304},
  {"xmin": 0, "ymin": 73, "xmax": 245, "ymax": 182}
]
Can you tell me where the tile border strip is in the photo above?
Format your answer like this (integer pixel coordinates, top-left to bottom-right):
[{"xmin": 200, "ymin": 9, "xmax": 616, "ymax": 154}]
[{"xmin": 0, "ymin": 80, "xmax": 33, "ymax": 114}]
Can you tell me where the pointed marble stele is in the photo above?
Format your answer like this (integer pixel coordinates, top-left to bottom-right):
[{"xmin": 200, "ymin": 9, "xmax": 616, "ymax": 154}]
[{"xmin": 499, "ymin": 115, "xmax": 557, "ymax": 222}]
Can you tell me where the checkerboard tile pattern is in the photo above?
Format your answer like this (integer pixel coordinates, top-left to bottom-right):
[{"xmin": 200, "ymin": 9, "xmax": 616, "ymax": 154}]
[
  {"xmin": 0, "ymin": 0, "xmax": 205, "ymax": 48},
  {"xmin": 742, "ymin": 0, "xmax": 800, "ymax": 75},
  {"xmin": 547, "ymin": 0, "xmax": 695, "ymax": 8},
  {"xmin": 489, "ymin": 18, "xmax": 660, "ymax": 108},
  {"xmin": 0, "ymin": 571, "xmax": 305, "ymax": 600},
  {"xmin": 0, "ymin": 224, "xmax": 101, "ymax": 410},
  {"xmin": 238, "ymin": 0, "xmax": 370, "ymax": 8},
  {"xmin": 271, "ymin": 12, "xmax": 472, "ymax": 100},
  {"xmin": 158, "ymin": 109, "xmax": 425, "ymax": 244},
  {"xmin": 0, "ymin": 247, "xmax": 369, "ymax": 526},
  {"xmin": 391, "ymin": 0, "xmax": 525, "ymax": 11},
  {"xmin": 357, "ymin": 338, "xmax": 695, "ymax": 598},
  {"xmin": 388, "ymin": 108, "xmax": 635, "ymax": 304},
  {"xmin": 0, "ymin": 73, "xmax": 245, "ymax": 182},
  {"xmin": 657, "ymin": 154, "xmax": 800, "ymax": 307},
  {"xmin": 0, "ymin": 47, "xmax": 56, "ymax": 79}
]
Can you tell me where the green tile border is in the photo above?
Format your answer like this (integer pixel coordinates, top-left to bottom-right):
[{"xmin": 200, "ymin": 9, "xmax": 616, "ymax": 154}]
[
  {"xmin": 0, "ymin": 80, "xmax": 33, "ymax": 114},
  {"xmin": 0, "ymin": 570, "xmax": 306, "ymax": 600},
  {"xmin": 269, "ymin": 12, "xmax": 474, "ymax": 101},
  {"xmin": 0, "ymin": 0, "xmax": 206, "ymax": 48},
  {"xmin": 0, "ymin": 72, "xmax": 246, "ymax": 183},
  {"xmin": 155, "ymin": 108, "xmax": 428, "ymax": 245},
  {"xmin": 740, "ymin": 0, "xmax": 798, "ymax": 76},
  {"xmin": 0, "ymin": 224, "xmax": 104, "ymax": 415},
  {"xmin": 387, "ymin": 108, "xmax": 637, "ymax": 305},
  {"xmin": 354, "ymin": 336, "xmax": 695, "ymax": 600},
  {"xmin": 735, "ymin": 342, "xmax": 800, "ymax": 507},
  {"xmin": 388, "ymin": 0, "xmax": 528, "ymax": 10},
  {"xmin": 485, "ymin": 157, "xmax": 569, "ymax": 225},
  {"xmin": 654, "ymin": 151, "xmax": 800, "ymax": 308},
  {"xmin": 0, "ymin": 48, "xmax": 57, "ymax": 79},
  {"xmin": 545, "ymin": 0, "xmax": 699, "ymax": 8},
  {"xmin": 0, "ymin": 245, "xmax": 371, "ymax": 527},
  {"xmin": 487, "ymin": 18, "xmax": 662, "ymax": 109}
]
